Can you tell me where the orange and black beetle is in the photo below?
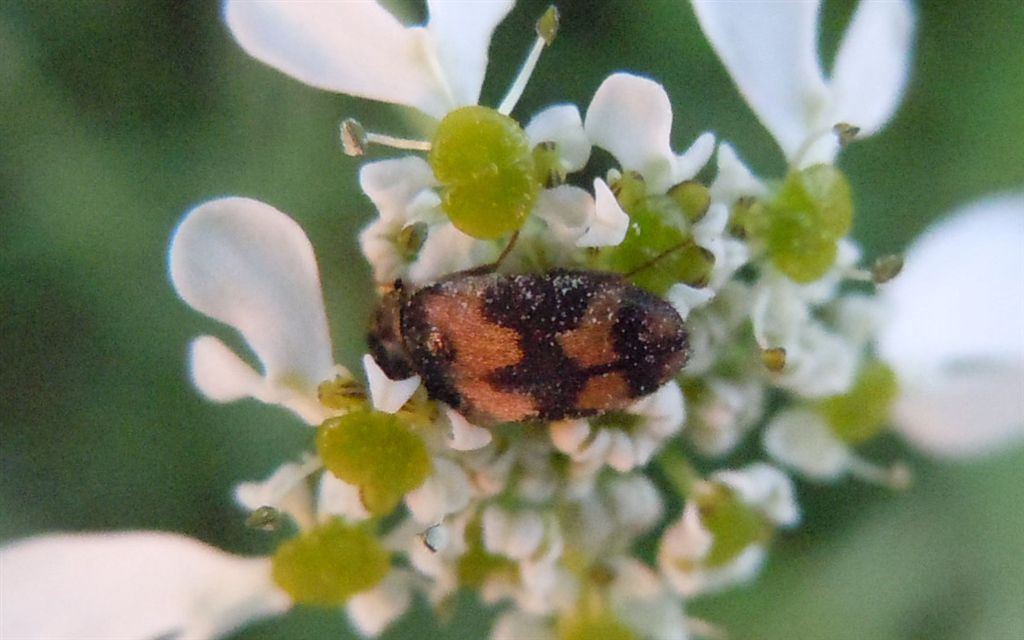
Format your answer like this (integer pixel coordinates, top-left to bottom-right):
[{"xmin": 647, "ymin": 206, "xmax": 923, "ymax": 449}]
[{"xmin": 368, "ymin": 269, "xmax": 689, "ymax": 426}]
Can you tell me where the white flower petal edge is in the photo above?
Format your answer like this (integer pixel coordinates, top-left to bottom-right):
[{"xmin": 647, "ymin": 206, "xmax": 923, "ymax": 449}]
[
  {"xmin": 347, "ymin": 570, "xmax": 413, "ymax": 638},
  {"xmin": 879, "ymin": 194, "xmax": 1024, "ymax": 457},
  {"xmin": 763, "ymin": 408, "xmax": 851, "ymax": 480},
  {"xmin": 576, "ymin": 178, "xmax": 629, "ymax": 248},
  {"xmin": 525, "ymin": 104, "xmax": 592, "ymax": 174},
  {"xmin": 691, "ymin": 0, "xmax": 827, "ymax": 162},
  {"xmin": 225, "ymin": 0, "xmax": 512, "ymax": 119},
  {"xmin": 692, "ymin": 0, "xmax": 914, "ymax": 165},
  {"xmin": 831, "ymin": 0, "xmax": 915, "ymax": 138},
  {"xmin": 364, "ymin": 354, "xmax": 421, "ymax": 414},
  {"xmin": 170, "ymin": 198, "xmax": 336, "ymax": 425},
  {"xmin": 0, "ymin": 532, "xmax": 288, "ymax": 640},
  {"xmin": 445, "ymin": 408, "xmax": 493, "ymax": 451},
  {"xmin": 585, "ymin": 73, "xmax": 677, "ymax": 193}
]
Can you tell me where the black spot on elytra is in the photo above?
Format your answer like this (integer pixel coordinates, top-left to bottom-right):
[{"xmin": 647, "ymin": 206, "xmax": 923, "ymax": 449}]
[{"xmin": 612, "ymin": 290, "xmax": 689, "ymax": 396}]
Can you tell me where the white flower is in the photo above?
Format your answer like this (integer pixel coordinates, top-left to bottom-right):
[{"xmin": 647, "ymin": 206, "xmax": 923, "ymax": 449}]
[
  {"xmin": 170, "ymin": 197, "xmax": 340, "ymax": 425},
  {"xmin": 550, "ymin": 381, "xmax": 686, "ymax": 473},
  {"xmin": 585, "ymin": 72, "xmax": 715, "ymax": 194},
  {"xmin": 879, "ymin": 193, "xmax": 1024, "ymax": 457},
  {"xmin": 608, "ymin": 558, "xmax": 689, "ymax": 640},
  {"xmin": 658, "ymin": 464, "xmax": 798, "ymax": 597},
  {"xmin": 404, "ymin": 457, "xmax": 472, "ymax": 526},
  {"xmin": 687, "ymin": 377, "xmax": 765, "ymax": 457},
  {"xmin": 235, "ymin": 454, "xmax": 322, "ymax": 529},
  {"xmin": 0, "ymin": 532, "xmax": 289, "ymax": 640},
  {"xmin": 347, "ymin": 570, "xmax": 414, "ymax": 638},
  {"xmin": 750, "ymin": 242, "xmax": 866, "ymax": 398},
  {"xmin": 763, "ymin": 408, "xmax": 852, "ymax": 482},
  {"xmin": 225, "ymin": 0, "xmax": 514, "ymax": 119},
  {"xmin": 692, "ymin": 0, "xmax": 914, "ymax": 166}
]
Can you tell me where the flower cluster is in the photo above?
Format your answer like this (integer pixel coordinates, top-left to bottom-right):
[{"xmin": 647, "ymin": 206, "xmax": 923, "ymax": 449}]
[{"xmin": 4, "ymin": 2, "xmax": 1022, "ymax": 639}]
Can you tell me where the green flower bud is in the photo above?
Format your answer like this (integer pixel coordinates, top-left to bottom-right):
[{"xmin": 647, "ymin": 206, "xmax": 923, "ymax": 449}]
[
  {"xmin": 668, "ymin": 180, "xmax": 711, "ymax": 223},
  {"xmin": 272, "ymin": 519, "xmax": 389, "ymax": 605},
  {"xmin": 316, "ymin": 410, "xmax": 431, "ymax": 516},
  {"xmin": 429, "ymin": 106, "xmax": 540, "ymax": 239}
]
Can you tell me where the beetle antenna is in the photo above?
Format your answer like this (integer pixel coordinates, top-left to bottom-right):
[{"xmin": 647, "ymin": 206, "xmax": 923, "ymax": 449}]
[{"xmin": 624, "ymin": 238, "xmax": 695, "ymax": 278}]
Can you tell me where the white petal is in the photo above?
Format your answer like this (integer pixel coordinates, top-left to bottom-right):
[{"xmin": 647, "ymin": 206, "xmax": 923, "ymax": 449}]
[
  {"xmin": 483, "ymin": 506, "xmax": 544, "ymax": 560},
  {"xmin": 235, "ymin": 456, "xmax": 319, "ymax": 529},
  {"xmin": 408, "ymin": 223, "xmax": 488, "ymax": 285},
  {"xmin": 880, "ymin": 194, "xmax": 1024, "ymax": 457},
  {"xmin": 831, "ymin": 0, "xmax": 915, "ymax": 136},
  {"xmin": 763, "ymin": 408, "xmax": 851, "ymax": 481},
  {"xmin": 709, "ymin": 142, "xmax": 767, "ymax": 205},
  {"xmin": 405, "ymin": 458, "xmax": 471, "ymax": 525},
  {"xmin": 425, "ymin": 0, "xmax": 514, "ymax": 108},
  {"xmin": 444, "ymin": 408, "xmax": 493, "ymax": 451},
  {"xmin": 607, "ymin": 474, "xmax": 664, "ymax": 535},
  {"xmin": 189, "ymin": 335, "xmax": 263, "ymax": 403},
  {"xmin": 359, "ymin": 157, "xmax": 439, "ymax": 225},
  {"xmin": 673, "ymin": 131, "xmax": 716, "ymax": 183},
  {"xmin": 691, "ymin": 0, "xmax": 829, "ymax": 161},
  {"xmin": 576, "ymin": 178, "xmax": 629, "ymax": 247},
  {"xmin": 346, "ymin": 571, "xmax": 413, "ymax": 638},
  {"xmin": 666, "ymin": 283, "xmax": 715, "ymax": 320},
  {"xmin": 0, "ymin": 532, "xmax": 288, "ymax": 640},
  {"xmin": 533, "ymin": 185, "xmax": 595, "ymax": 244},
  {"xmin": 225, "ymin": 1, "xmax": 454, "ymax": 117},
  {"xmin": 363, "ymin": 354, "xmax": 420, "ymax": 414},
  {"xmin": 549, "ymin": 419, "xmax": 592, "ymax": 455},
  {"xmin": 585, "ymin": 73, "xmax": 677, "ymax": 192},
  {"xmin": 713, "ymin": 463, "xmax": 800, "ymax": 527},
  {"xmin": 525, "ymin": 104, "xmax": 592, "ymax": 173},
  {"xmin": 631, "ymin": 381, "xmax": 686, "ymax": 439},
  {"xmin": 170, "ymin": 197, "xmax": 334, "ymax": 400},
  {"xmin": 606, "ymin": 430, "xmax": 639, "ymax": 472},
  {"xmin": 318, "ymin": 473, "xmax": 371, "ymax": 523}
]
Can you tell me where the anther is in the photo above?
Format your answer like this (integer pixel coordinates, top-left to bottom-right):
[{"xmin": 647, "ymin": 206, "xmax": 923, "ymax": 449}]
[
  {"xmin": 246, "ymin": 505, "xmax": 283, "ymax": 531},
  {"xmin": 833, "ymin": 122, "xmax": 861, "ymax": 147},
  {"xmin": 339, "ymin": 118, "xmax": 431, "ymax": 157},
  {"xmin": 871, "ymin": 254, "xmax": 904, "ymax": 284},
  {"xmin": 497, "ymin": 6, "xmax": 560, "ymax": 115},
  {"xmin": 761, "ymin": 347, "xmax": 787, "ymax": 372}
]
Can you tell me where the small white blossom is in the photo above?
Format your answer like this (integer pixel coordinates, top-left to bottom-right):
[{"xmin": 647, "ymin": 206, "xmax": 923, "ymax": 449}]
[
  {"xmin": 658, "ymin": 464, "xmax": 798, "ymax": 597},
  {"xmin": 608, "ymin": 558, "xmax": 690, "ymax": 640},
  {"xmin": 692, "ymin": 0, "xmax": 914, "ymax": 166},
  {"xmin": 763, "ymin": 407, "xmax": 852, "ymax": 481}
]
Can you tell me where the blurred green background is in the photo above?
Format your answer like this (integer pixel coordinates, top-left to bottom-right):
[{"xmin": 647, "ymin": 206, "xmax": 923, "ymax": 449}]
[{"xmin": 2, "ymin": 1, "xmax": 1022, "ymax": 638}]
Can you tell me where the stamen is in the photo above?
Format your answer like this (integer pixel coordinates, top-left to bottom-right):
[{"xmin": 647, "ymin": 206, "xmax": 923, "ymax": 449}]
[
  {"xmin": 848, "ymin": 456, "xmax": 913, "ymax": 490},
  {"xmin": 497, "ymin": 6, "xmax": 560, "ymax": 115},
  {"xmin": 340, "ymin": 118, "xmax": 431, "ymax": 157},
  {"xmin": 760, "ymin": 347, "xmax": 787, "ymax": 372}
]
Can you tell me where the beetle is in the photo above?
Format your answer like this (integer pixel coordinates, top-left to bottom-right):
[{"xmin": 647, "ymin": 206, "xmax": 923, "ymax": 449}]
[{"xmin": 368, "ymin": 267, "xmax": 689, "ymax": 426}]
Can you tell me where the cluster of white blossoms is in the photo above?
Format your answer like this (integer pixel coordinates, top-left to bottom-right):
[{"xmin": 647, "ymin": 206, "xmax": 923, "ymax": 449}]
[{"xmin": 4, "ymin": 2, "xmax": 1023, "ymax": 639}]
